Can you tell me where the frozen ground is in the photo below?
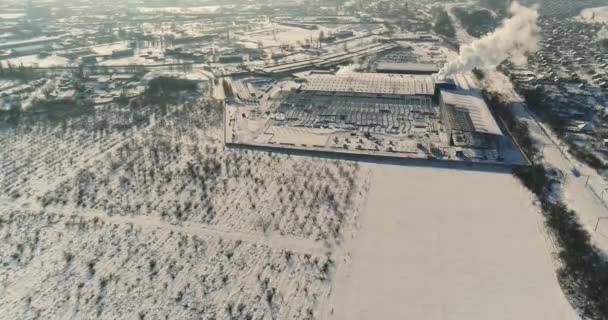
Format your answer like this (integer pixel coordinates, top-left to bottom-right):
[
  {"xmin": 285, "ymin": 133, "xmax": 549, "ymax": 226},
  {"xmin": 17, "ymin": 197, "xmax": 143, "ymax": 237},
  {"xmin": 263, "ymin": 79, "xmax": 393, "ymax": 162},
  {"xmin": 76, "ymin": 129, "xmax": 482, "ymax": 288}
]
[
  {"xmin": 0, "ymin": 97, "xmax": 368, "ymax": 319},
  {"xmin": 3, "ymin": 55, "xmax": 73, "ymax": 68},
  {"xmin": 3, "ymin": 42, "xmax": 176, "ymax": 68},
  {"xmin": 577, "ymin": 6, "xmax": 608, "ymax": 24},
  {"xmin": 0, "ymin": 79, "xmax": 21, "ymax": 91},
  {"xmin": 330, "ymin": 163, "xmax": 578, "ymax": 320},
  {"xmin": 0, "ymin": 86, "xmax": 581, "ymax": 319},
  {"xmin": 235, "ymin": 24, "xmax": 333, "ymax": 47},
  {"xmin": 0, "ymin": 209, "xmax": 334, "ymax": 319}
]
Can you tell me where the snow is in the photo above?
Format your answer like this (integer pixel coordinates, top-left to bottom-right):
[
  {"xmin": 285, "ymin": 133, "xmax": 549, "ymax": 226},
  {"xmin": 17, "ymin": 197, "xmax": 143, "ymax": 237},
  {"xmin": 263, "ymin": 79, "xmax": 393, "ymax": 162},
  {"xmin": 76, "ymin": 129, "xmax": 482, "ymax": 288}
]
[
  {"xmin": 235, "ymin": 24, "xmax": 331, "ymax": 47},
  {"xmin": 0, "ymin": 13, "xmax": 25, "ymax": 19},
  {"xmin": 331, "ymin": 163, "xmax": 578, "ymax": 320},
  {"xmin": 1, "ymin": 81, "xmax": 574, "ymax": 318},
  {"xmin": 137, "ymin": 6, "xmax": 226, "ymax": 14},
  {"xmin": 440, "ymin": 90, "xmax": 503, "ymax": 136},
  {"xmin": 0, "ymin": 3, "xmax": 601, "ymax": 317},
  {"xmin": 577, "ymin": 6, "xmax": 608, "ymax": 24},
  {"xmin": 0, "ymin": 98, "xmax": 369, "ymax": 319},
  {"xmin": 0, "ymin": 208, "xmax": 334, "ymax": 319},
  {"xmin": 3, "ymin": 55, "xmax": 72, "ymax": 68},
  {"xmin": 483, "ymin": 69, "xmax": 608, "ymax": 253},
  {"xmin": 0, "ymin": 79, "xmax": 21, "ymax": 91},
  {"xmin": 3, "ymin": 42, "xmax": 178, "ymax": 68},
  {"xmin": 444, "ymin": 0, "xmax": 608, "ymax": 254},
  {"xmin": 266, "ymin": 126, "xmax": 333, "ymax": 146}
]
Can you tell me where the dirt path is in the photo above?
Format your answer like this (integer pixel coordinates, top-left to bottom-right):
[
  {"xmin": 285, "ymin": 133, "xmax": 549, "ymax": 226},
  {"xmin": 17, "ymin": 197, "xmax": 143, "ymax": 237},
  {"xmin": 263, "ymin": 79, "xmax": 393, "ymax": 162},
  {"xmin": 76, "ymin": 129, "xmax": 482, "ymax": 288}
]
[{"xmin": 0, "ymin": 196, "xmax": 327, "ymax": 255}]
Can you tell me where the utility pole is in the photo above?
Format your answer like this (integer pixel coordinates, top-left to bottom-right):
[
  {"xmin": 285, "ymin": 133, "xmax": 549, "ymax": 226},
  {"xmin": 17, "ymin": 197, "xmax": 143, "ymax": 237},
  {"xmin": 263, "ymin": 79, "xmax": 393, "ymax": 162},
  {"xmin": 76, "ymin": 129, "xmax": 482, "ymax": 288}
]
[{"xmin": 595, "ymin": 217, "xmax": 608, "ymax": 232}]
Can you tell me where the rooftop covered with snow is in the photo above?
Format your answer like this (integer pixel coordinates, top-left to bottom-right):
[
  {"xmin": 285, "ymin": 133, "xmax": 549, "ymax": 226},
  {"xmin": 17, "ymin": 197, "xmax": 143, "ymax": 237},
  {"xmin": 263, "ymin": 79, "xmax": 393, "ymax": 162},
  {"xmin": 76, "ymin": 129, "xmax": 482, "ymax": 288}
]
[
  {"xmin": 376, "ymin": 62, "xmax": 439, "ymax": 74},
  {"xmin": 301, "ymin": 73, "xmax": 435, "ymax": 96},
  {"xmin": 440, "ymin": 90, "xmax": 503, "ymax": 136}
]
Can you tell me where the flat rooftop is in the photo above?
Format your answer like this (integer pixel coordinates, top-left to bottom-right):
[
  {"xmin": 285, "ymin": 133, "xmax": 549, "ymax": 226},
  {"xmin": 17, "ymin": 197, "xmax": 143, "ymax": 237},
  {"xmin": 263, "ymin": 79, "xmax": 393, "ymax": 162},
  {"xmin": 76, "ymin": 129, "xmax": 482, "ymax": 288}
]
[
  {"xmin": 376, "ymin": 62, "xmax": 439, "ymax": 74},
  {"xmin": 301, "ymin": 73, "xmax": 435, "ymax": 96},
  {"xmin": 441, "ymin": 90, "xmax": 503, "ymax": 136},
  {"xmin": 0, "ymin": 36, "xmax": 61, "ymax": 50}
]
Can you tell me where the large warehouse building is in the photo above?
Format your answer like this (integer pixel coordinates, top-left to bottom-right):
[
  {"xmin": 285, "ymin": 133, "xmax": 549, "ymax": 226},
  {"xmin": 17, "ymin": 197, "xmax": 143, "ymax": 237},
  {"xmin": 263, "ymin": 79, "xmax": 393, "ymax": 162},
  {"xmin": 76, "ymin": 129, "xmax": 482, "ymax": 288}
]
[
  {"xmin": 300, "ymin": 72, "xmax": 435, "ymax": 97},
  {"xmin": 297, "ymin": 72, "xmax": 503, "ymax": 149},
  {"xmin": 439, "ymin": 90, "xmax": 503, "ymax": 149},
  {"xmin": 375, "ymin": 62, "xmax": 439, "ymax": 75}
]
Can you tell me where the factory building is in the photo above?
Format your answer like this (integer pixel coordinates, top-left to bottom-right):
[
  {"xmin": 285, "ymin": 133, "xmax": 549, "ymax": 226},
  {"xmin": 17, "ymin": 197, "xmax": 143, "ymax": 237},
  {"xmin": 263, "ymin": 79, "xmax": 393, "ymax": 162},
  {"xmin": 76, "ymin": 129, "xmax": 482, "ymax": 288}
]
[
  {"xmin": 112, "ymin": 49, "xmax": 135, "ymax": 58},
  {"xmin": 299, "ymin": 72, "xmax": 504, "ymax": 149},
  {"xmin": 335, "ymin": 30, "xmax": 354, "ymax": 39},
  {"xmin": 300, "ymin": 72, "xmax": 435, "ymax": 97},
  {"xmin": 218, "ymin": 54, "xmax": 244, "ymax": 63},
  {"xmin": 439, "ymin": 90, "xmax": 503, "ymax": 149},
  {"xmin": 375, "ymin": 62, "xmax": 439, "ymax": 75}
]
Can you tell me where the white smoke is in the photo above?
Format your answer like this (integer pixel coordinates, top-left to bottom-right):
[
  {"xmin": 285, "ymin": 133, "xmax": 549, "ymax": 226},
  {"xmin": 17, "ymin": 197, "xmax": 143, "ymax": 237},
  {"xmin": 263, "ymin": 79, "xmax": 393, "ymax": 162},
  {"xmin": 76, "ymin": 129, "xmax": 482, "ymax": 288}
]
[
  {"xmin": 599, "ymin": 27, "xmax": 608, "ymax": 40},
  {"xmin": 438, "ymin": 2, "xmax": 540, "ymax": 79}
]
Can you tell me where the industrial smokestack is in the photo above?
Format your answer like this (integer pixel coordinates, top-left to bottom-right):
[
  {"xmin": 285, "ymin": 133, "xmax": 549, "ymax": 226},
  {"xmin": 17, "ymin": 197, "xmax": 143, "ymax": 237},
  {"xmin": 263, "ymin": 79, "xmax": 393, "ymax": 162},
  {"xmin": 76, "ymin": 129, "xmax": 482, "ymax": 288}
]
[{"xmin": 437, "ymin": 2, "xmax": 540, "ymax": 79}]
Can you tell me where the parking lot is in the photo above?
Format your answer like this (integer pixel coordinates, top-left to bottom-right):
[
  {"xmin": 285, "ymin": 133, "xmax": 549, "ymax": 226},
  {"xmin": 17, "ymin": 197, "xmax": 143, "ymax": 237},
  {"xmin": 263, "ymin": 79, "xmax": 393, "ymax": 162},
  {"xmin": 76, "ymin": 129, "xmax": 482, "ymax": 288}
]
[{"xmin": 275, "ymin": 93, "xmax": 439, "ymax": 135}]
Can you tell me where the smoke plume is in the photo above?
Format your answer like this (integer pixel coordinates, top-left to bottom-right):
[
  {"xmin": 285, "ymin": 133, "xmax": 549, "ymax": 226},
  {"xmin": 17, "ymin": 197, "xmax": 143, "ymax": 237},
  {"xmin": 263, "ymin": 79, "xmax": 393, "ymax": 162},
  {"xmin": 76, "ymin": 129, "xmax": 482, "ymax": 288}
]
[
  {"xmin": 599, "ymin": 27, "xmax": 608, "ymax": 40},
  {"xmin": 599, "ymin": 27, "xmax": 608, "ymax": 48},
  {"xmin": 438, "ymin": 2, "xmax": 540, "ymax": 79}
]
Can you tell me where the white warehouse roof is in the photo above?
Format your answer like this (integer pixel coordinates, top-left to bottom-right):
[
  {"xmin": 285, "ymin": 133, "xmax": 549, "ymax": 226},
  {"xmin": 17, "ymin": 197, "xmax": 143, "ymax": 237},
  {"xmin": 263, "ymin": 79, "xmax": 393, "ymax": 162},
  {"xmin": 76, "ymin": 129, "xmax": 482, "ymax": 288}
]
[
  {"xmin": 440, "ymin": 90, "xmax": 503, "ymax": 136},
  {"xmin": 302, "ymin": 73, "xmax": 435, "ymax": 96},
  {"xmin": 376, "ymin": 62, "xmax": 439, "ymax": 74}
]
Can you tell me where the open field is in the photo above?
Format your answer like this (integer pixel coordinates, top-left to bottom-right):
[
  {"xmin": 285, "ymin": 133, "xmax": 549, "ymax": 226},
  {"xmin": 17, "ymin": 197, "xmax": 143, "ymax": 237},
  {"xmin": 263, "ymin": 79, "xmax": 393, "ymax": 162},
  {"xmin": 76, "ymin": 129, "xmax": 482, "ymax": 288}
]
[
  {"xmin": 330, "ymin": 164, "xmax": 578, "ymax": 320},
  {"xmin": 0, "ymin": 95, "xmax": 368, "ymax": 319},
  {"xmin": 577, "ymin": 6, "xmax": 608, "ymax": 24},
  {"xmin": 0, "ymin": 93, "xmax": 577, "ymax": 319}
]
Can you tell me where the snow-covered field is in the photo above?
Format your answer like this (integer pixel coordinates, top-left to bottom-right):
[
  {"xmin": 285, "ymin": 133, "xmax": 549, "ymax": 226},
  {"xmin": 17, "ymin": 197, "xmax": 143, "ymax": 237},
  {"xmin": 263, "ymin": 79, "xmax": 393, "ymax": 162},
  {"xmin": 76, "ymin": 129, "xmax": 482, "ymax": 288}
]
[
  {"xmin": 235, "ymin": 25, "xmax": 332, "ymax": 47},
  {"xmin": 2, "ymin": 55, "xmax": 73, "ymax": 68},
  {"xmin": 0, "ymin": 90, "xmax": 582, "ymax": 319},
  {"xmin": 0, "ymin": 79, "xmax": 21, "ymax": 91},
  {"xmin": 3, "ymin": 42, "xmax": 174, "ymax": 68},
  {"xmin": 577, "ymin": 6, "xmax": 608, "ymax": 24},
  {"xmin": 0, "ymin": 97, "xmax": 368, "ymax": 319},
  {"xmin": 0, "ymin": 209, "xmax": 334, "ymax": 319},
  {"xmin": 0, "ymin": 63, "xmax": 585, "ymax": 319},
  {"xmin": 330, "ymin": 163, "xmax": 578, "ymax": 320}
]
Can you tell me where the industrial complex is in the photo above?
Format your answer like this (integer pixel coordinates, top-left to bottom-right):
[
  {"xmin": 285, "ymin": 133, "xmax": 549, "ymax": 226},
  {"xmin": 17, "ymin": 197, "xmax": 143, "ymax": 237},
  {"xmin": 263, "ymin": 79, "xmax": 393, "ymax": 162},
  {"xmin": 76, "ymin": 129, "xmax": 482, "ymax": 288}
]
[{"xmin": 225, "ymin": 68, "xmax": 527, "ymax": 166}]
